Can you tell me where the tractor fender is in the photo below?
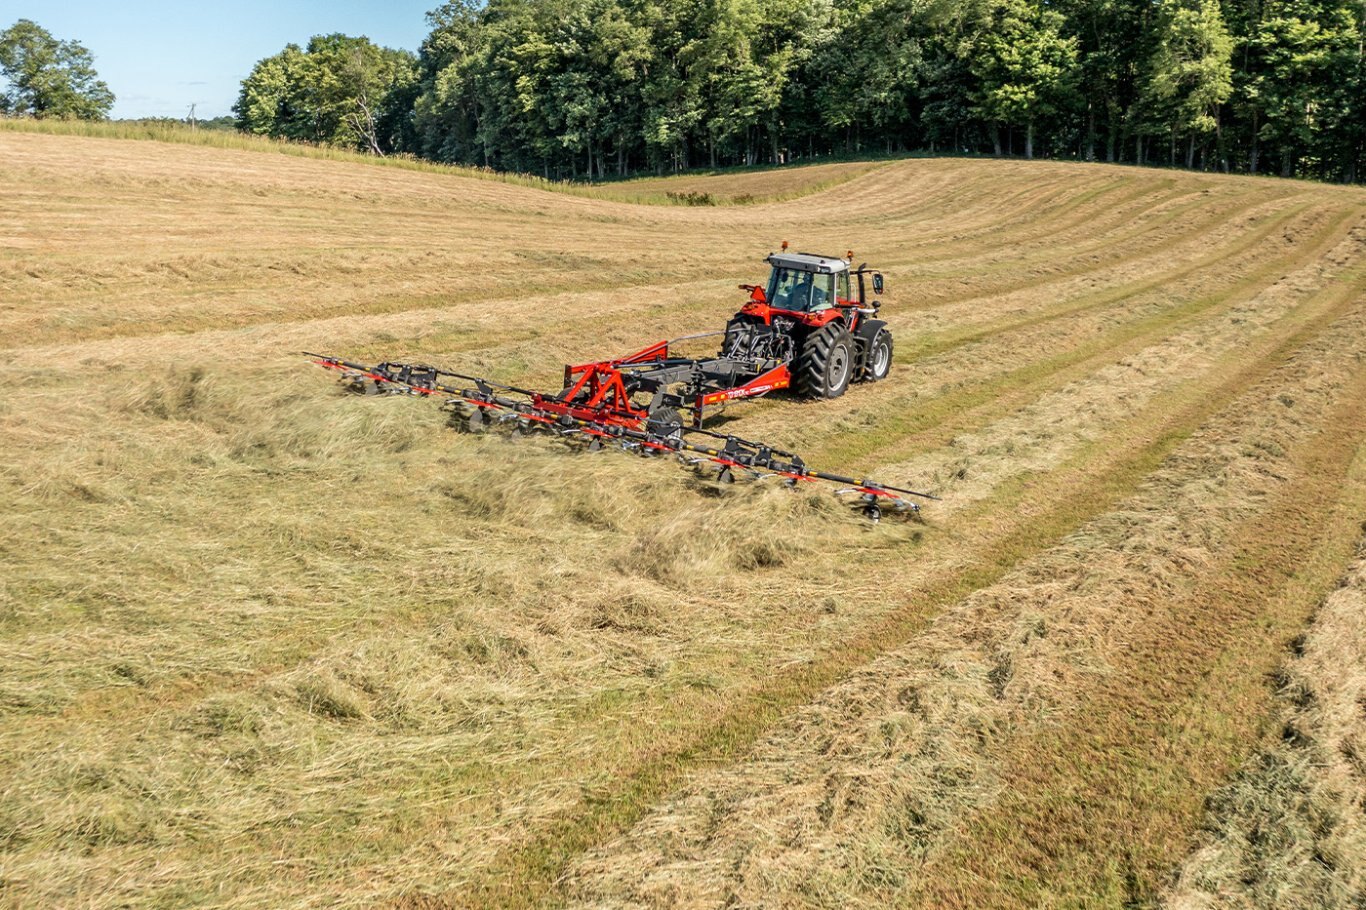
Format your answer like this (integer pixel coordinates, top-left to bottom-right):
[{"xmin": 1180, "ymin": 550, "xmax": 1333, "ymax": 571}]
[
  {"xmin": 852, "ymin": 318, "xmax": 888, "ymax": 379},
  {"xmin": 854, "ymin": 318, "xmax": 888, "ymax": 344}
]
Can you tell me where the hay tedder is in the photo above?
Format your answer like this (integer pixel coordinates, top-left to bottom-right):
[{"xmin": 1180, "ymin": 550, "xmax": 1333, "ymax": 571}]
[{"xmin": 308, "ymin": 247, "xmax": 936, "ymax": 520}]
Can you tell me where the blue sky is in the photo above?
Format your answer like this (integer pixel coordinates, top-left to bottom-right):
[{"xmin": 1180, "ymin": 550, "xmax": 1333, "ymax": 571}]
[{"xmin": 0, "ymin": 1, "xmax": 438, "ymax": 119}]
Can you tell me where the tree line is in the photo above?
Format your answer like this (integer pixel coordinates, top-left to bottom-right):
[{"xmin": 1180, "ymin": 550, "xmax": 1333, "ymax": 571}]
[
  {"xmin": 235, "ymin": 0, "xmax": 1365, "ymax": 184},
  {"xmin": 4, "ymin": 5, "xmax": 1361, "ymax": 184}
]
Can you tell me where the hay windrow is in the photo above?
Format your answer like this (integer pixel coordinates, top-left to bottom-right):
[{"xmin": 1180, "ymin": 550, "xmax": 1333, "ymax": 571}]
[
  {"xmin": 561, "ymin": 297, "xmax": 1366, "ymax": 908},
  {"xmin": 1163, "ymin": 537, "xmax": 1366, "ymax": 910},
  {"xmin": 2, "ymin": 132, "xmax": 1364, "ymax": 908}
]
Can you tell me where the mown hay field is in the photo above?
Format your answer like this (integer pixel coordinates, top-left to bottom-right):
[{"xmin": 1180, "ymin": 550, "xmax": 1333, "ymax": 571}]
[{"xmin": 2, "ymin": 129, "xmax": 1365, "ymax": 909}]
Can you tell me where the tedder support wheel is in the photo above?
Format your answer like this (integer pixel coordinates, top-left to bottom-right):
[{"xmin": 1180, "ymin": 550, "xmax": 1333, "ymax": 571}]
[
  {"xmin": 794, "ymin": 323, "xmax": 854, "ymax": 399},
  {"xmin": 863, "ymin": 328, "xmax": 893, "ymax": 382},
  {"xmin": 646, "ymin": 406, "xmax": 686, "ymax": 440}
]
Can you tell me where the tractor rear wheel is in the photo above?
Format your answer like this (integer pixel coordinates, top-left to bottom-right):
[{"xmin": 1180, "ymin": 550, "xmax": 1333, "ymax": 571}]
[
  {"xmin": 794, "ymin": 323, "xmax": 854, "ymax": 399},
  {"xmin": 722, "ymin": 316, "xmax": 760, "ymax": 359}
]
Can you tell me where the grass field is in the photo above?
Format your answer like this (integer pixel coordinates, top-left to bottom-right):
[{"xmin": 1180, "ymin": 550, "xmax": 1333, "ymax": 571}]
[{"xmin": 2, "ymin": 128, "xmax": 1365, "ymax": 909}]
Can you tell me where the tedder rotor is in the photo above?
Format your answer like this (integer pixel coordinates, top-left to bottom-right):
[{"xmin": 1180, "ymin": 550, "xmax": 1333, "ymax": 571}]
[{"xmin": 307, "ymin": 247, "xmax": 935, "ymax": 520}]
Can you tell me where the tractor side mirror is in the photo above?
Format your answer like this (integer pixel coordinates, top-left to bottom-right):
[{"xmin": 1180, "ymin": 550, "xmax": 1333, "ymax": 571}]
[{"xmin": 872, "ymin": 273, "xmax": 884, "ymax": 295}]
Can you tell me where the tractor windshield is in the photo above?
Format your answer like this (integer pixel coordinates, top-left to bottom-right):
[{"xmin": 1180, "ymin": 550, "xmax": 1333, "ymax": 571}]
[{"xmin": 767, "ymin": 267, "xmax": 836, "ymax": 312}]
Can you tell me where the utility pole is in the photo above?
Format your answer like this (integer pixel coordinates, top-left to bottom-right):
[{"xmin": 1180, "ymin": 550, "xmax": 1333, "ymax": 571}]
[{"xmin": 188, "ymin": 102, "xmax": 197, "ymax": 130}]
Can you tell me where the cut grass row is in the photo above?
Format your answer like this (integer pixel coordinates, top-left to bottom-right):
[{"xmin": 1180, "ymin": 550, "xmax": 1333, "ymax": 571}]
[
  {"xmin": 830, "ymin": 204, "xmax": 1364, "ymax": 469},
  {"xmin": 10, "ymin": 189, "xmax": 1341, "ymax": 721},
  {"xmin": 2, "ymin": 138, "xmax": 1267, "ymax": 352},
  {"xmin": 1165, "ymin": 529, "xmax": 1366, "ymax": 907},
  {"xmin": 0, "ymin": 215, "xmax": 1333, "ymax": 901},
  {"xmin": 365, "ymin": 186, "xmax": 1301, "ymax": 389},
  {"xmin": 0, "ymin": 235, "xmax": 1327, "ymax": 908},
  {"xmin": 528, "ymin": 197, "xmax": 1326, "ymax": 438},
  {"xmin": 764, "ymin": 198, "xmax": 1351, "ymax": 461},
  {"xmin": 556, "ymin": 250, "xmax": 1366, "ymax": 909},
  {"xmin": 5, "ymin": 137, "xmax": 1364, "ymax": 907},
  {"xmin": 0, "ymin": 119, "xmax": 882, "ymax": 207},
  {"xmin": 431, "ymin": 219, "xmax": 1366, "ymax": 910},
  {"xmin": 909, "ymin": 285, "xmax": 1366, "ymax": 908}
]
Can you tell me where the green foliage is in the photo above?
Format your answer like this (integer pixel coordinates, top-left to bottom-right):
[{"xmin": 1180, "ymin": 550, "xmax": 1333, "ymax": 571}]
[
  {"xmin": 0, "ymin": 19, "xmax": 114, "ymax": 120},
  {"xmin": 970, "ymin": 0, "xmax": 1080, "ymax": 157},
  {"xmin": 1141, "ymin": 0, "xmax": 1233, "ymax": 165},
  {"xmin": 236, "ymin": 0, "xmax": 1364, "ymax": 181},
  {"xmin": 233, "ymin": 34, "xmax": 418, "ymax": 155},
  {"xmin": 1246, "ymin": 0, "xmax": 1365, "ymax": 178},
  {"xmin": 195, "ymin": 116, "xmax": 239, "ymax": 132}
]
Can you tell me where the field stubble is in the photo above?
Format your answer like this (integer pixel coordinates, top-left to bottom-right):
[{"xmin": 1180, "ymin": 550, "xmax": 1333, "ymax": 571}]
[{"xmin": 0, "ymin": 130, "xmax": 1364, "ymax": 909}]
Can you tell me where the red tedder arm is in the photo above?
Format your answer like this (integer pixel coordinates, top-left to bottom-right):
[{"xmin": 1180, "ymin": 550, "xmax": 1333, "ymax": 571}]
[{"xmin": 558, "ymin": 339, "xmax": 672, "ymax": 425}]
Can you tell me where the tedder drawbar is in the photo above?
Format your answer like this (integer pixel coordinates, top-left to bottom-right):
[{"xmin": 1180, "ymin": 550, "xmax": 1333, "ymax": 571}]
[{"xmin": 307, "ymin": 247, "xmax": 937, "ymax": 520}]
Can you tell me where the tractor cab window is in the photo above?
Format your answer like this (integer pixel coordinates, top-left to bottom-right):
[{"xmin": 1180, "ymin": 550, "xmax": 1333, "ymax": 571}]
[
  {"xmin": 836, "ymin": 270, "xmax": 851, "ymax": 304},
  {"xmin": 767, "ymin": 267, "xmax": 836, "ymax": 312}
]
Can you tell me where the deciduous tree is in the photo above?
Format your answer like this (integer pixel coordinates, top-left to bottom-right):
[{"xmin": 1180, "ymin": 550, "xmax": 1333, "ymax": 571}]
[{"xmin": 0, "ymin": 19, "xmax": 114, "ymax": 120}]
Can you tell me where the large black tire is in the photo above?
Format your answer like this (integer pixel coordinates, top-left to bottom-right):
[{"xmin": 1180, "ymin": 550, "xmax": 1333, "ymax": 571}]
[
  {"xmin": 722, "ymin": 316, "xmax": 759, "ymax": 358},
  {"xmin": 793, "ymin": 323, "xmax": 854, "ymax": 399},
  {"xmin": 861, "ymin": 328, "xmax": 893, "ymax": 382}
]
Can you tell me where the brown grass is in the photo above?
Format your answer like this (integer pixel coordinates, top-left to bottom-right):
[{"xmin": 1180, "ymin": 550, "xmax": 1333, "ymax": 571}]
[
  {"xmin": 1163, "ymin": 538, "xmax": 1366, "ymax": 909},
  {"xmin": 1, "ymin": 128, "xmax": 1364, "ymax": 909}
]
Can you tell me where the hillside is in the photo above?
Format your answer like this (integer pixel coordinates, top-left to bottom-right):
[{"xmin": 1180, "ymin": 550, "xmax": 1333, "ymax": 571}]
[{"xmin": 2, "ymin": 131, "xmax": 1365, "ymax": 909}]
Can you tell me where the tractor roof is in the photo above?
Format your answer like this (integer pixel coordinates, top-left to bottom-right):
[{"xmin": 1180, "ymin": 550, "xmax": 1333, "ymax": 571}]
[{"xmin": 766, "ymin": 251, "xmax": 849, "ymax": 274}]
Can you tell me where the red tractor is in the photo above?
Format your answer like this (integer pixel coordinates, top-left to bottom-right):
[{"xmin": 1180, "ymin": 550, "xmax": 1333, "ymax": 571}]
[
  {"xmin": 307, "ymin": 250, "xmax": 931, "ymax": 517},
  {"xmin": 538, "ymin": 248, "xmax": 892, "ymax": 431},
  {"xmin": 725, "ymin": 248, "xmax": 892, "ymax": 400}
]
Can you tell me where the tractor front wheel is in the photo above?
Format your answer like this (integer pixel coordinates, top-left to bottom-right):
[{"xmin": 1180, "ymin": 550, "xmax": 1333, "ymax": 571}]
[
  {"xmin": 862, "ymin": 328, "xmax": 893, "ymax": 382},
  {"xmin": 794, "ymin": 323, "xmax": 854, "ymax": 399}
]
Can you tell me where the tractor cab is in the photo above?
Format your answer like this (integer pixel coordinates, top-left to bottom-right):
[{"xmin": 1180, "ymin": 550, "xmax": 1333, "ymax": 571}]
[
  {"xmin": 765, "ymin": 253, "xmax": 851, "ymax": 314},
  {"xmin": 741, "ymin": 250, "xmax": 885, "ymax": 326}
]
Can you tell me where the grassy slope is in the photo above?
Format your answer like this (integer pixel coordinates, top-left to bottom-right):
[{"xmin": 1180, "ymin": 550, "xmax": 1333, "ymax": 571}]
[
  {"xmin": 1, "ymin": 129, "xmax": 1364, "ymax": 909},
  {"xmin": 0, "ymin": 118, "xmax": 885, "ymax": 206}
]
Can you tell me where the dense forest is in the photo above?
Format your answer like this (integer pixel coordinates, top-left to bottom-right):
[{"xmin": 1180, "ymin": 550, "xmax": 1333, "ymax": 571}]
[{"xmin": 234, "ymin": 0, "xmax": 1366, "ymax": 183}]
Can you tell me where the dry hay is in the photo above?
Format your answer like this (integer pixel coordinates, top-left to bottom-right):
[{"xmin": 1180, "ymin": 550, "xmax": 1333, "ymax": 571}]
[
  {"xmin": 2, "ymin": 129, "xmax": 1365, "ymax": 908},
  {"xmin": 1164, "ymin": 537, "xmax": 1366, "ymax": 910},
  {"xmin": 560, "ymin": 264, "xmax": 1366, "ymax": 908}
]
